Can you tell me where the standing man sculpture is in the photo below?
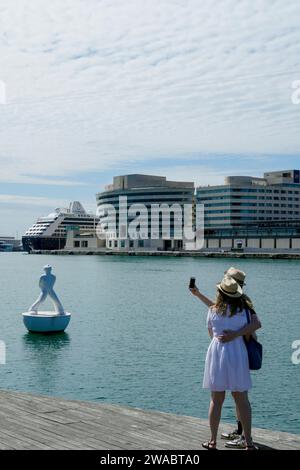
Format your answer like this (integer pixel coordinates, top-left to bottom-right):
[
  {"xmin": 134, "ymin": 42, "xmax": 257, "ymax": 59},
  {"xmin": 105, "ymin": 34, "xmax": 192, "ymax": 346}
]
[
  {"xmin": 23, "ymin": 265, "xmax": 71, "ymax": 333},
  {"xmin": 29, "ymin": 265, "xmax": 65, "ymax": 315}
]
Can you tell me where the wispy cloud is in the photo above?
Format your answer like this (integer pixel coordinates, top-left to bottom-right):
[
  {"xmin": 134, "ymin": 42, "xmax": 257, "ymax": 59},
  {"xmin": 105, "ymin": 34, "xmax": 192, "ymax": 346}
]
[
  {"xmin": 0, "ymin": 194, "xmax": 70, "ymax": 207},
  {"xmin": 0, "ymin": 0, "xmax": 300, "ymax": 233},
  {"xmin": 0, "ymin": 170, "xmax": 87, "ymax": 186},
  {"xmin": 1, "ymin": 0, "xmax": 300, "ymax": 181}
]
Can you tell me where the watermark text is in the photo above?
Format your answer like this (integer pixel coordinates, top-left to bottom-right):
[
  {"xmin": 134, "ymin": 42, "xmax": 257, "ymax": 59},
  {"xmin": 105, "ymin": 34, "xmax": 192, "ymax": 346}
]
[
  {"xmin": 0, "ymin": 80, "xmax": 6, "ymax": 104},
  {"xmin": 291, "ymin": 340, "xmax": 300, "ymax": 365}
]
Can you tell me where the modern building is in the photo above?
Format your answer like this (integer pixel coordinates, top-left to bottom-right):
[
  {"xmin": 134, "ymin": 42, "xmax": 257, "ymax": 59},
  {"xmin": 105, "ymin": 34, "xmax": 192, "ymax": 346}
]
[
  {"xmin": 64, "ymin": 227, "xmax": 106, "ymax": 252},
  {"xmin": 197, "ymin": 170, "xmax": 300, "ymax": 251},
  {"xmin": 197, "ymin": 170, "xmax": 300, "ymax": 229},
  {"xmin": 20, "ymin": 170, "xmax": 300, "ymax": 254},
  {"xmin": 96, "ymin": 174, "xmax": 195, "ymax": 251}
]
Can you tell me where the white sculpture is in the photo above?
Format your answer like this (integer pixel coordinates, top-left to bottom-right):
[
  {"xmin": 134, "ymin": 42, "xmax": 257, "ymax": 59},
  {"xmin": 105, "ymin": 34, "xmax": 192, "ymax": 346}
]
[
  {"xmin": 29, "ymin": 265, "xmax": 65, "ymax": 315},
  {"xmin": 22, "ymin": 265, "xmax": 71, "ymax": 333}
]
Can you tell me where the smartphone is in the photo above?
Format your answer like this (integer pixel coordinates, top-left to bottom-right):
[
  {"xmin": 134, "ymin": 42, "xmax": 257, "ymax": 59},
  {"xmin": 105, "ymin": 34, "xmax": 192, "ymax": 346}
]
[{"xmin": 189, "ymin": 277, "xmax": 196, "ymax": 289}]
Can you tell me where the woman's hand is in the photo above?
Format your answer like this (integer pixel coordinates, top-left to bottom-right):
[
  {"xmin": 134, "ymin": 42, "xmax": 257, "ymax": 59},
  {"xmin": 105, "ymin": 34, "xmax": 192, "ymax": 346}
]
[
  {"xmin": 217, "ymin": 330, "xmax": 238, "ymax": 343},
  {"xmin": 189, "ymin": 287, "xmax": 199, "ymax": 297}
]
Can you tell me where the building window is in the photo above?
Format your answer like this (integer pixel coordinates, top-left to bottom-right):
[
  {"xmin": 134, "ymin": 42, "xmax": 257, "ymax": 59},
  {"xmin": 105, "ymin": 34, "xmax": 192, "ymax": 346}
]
[
  {"xmin": 81, "ymin": 241, "xmax": 88, "ymax": 248},
  {"xmin": 74, "ymin": 241, "xmax": 80, "ymax": 248}
]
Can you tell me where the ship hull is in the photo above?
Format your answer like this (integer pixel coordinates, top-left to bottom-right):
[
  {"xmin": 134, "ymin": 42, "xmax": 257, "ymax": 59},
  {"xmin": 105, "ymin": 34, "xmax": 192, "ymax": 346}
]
[{"xmin": 22, "ymin": 236, "xmax": 66, "ymax": 252}]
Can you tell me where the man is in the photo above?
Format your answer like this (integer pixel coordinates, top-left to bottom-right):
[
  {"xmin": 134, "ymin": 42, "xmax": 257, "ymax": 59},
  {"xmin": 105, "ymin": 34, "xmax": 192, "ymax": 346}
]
[{"xmin": 190, "ymin": 266, "xmax": 261, "ymax": 449}]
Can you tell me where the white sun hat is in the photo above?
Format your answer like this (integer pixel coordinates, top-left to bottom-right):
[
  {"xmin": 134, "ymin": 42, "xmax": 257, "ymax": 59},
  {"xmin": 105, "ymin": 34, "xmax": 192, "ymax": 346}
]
[
  {"xmin": 217, "ymin": 275, "xmax": 243, "ymax": 298},
  {"xmin": 225, "ymin": 267, "xmax": 246, "ymax": 285}
]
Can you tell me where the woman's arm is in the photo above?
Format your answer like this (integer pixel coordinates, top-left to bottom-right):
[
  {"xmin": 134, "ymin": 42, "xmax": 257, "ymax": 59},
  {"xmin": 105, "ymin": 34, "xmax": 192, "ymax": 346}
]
[
  {"xmin": 208, "ymin": 327, "xmax": 213, "ymax": 339},
  {"xmin": 237, "ymin": 314, "xmax": 262, "ymax": 337},
  {"xmin": 217, "ymin": 315, "xmax": 262, "ymax": 343},
  {"xmin": 189, "ymin": 287, "xmax": 214, "ymax": 308},
  {"xmin": 244, "ymin": 314, "xmax": 261, "ymax": 341}
]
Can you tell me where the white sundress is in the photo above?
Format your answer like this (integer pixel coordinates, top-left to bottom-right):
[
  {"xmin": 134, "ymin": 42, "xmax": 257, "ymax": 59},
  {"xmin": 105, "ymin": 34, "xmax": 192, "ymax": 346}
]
[{"xmin": 203, "ymin": 307, "xmax": 252, "ymax": 392}]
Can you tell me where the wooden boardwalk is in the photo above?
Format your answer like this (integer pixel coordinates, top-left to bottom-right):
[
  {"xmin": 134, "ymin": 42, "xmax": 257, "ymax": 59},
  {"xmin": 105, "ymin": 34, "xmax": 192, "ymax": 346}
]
[{"xmin": 0, "ymin": 390, "xmax": 299, "ymax": 450}]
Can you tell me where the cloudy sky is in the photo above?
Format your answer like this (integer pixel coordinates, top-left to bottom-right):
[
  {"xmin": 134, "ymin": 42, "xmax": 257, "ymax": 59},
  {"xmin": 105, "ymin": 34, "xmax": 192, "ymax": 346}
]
[{"xmin": 1, "ymin": 0, "xmax": 300, "ymax": 235}]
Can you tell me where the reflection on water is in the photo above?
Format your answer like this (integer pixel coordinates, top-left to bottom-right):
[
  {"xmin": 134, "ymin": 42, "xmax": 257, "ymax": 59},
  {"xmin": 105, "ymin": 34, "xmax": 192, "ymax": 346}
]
[
  {"xmin": 22, "ymin": 333, "xmax": 71, "ymax": 391},
  {"xmin": 22, "ymin": 332, "xmax": 70, "ymax": 352}
]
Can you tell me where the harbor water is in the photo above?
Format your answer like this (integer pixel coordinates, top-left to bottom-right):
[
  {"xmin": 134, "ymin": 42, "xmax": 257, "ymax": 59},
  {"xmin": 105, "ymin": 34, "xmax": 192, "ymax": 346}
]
[{"xmin": 0, "ymin": 252, "xmax": 299, "ymax": 434}]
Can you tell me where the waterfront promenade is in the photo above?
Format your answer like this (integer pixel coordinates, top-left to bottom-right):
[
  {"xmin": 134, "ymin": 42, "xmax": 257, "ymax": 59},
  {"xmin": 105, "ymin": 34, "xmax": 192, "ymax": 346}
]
[
  {"xmin": 29, "ymin": 249, "xmax": 300, "ymax": 259},
  {"xmin": 0, "ymin": 390, "xmax": 299, "ymax": 450}
]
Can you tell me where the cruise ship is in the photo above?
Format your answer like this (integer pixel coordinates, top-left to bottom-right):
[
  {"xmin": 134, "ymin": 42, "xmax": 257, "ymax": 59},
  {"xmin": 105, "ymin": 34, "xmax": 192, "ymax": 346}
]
[{"xmin": 22, "ymin": 201, "xmax": 99, "ymax": 252}]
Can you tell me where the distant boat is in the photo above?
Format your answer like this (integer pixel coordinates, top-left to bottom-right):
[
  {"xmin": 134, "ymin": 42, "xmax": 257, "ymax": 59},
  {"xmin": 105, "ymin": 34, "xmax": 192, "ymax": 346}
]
[
  {"xmin": 22, "ymin": 201, "xmax": 99, "ymax": 252},
  {"xmin": 0, "ymin": 241, "xmax": 13, "ymax": 252}
]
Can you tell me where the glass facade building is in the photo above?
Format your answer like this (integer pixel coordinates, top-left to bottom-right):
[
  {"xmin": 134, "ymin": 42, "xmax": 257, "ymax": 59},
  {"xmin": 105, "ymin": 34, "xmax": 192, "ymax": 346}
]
[
  {"xmin": 96, "ymin": 174, "xmax": 195, "ymax": 250},
  {"xmin": 197, "ymin": 170, "xmax": 300, "ymax": 232}
]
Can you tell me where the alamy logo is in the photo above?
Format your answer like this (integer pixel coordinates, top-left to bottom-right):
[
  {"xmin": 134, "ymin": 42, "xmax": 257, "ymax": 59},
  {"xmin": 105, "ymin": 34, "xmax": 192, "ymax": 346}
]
[
  {"xmin": 96, "ymin": 197, "xmax": 204, "ymax": 250},
  {"xmin": 0, "ymin": 341, "xmax": 6, "ymax": 364},
  {"xmin": 291, "ymin": 80, "xmax": 300, "ymax": 105},
  {"xmin": 0, "ymin": 80, "xmax": 6, "ymax": 104},
  {"xmin": 291, "ymin": 340, "xmax": 300, "ymax": 365}
]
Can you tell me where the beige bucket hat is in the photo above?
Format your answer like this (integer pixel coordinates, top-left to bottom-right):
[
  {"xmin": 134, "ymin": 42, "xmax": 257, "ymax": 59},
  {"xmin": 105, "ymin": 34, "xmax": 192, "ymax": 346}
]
[
  {"xmin": 217, "ymin": 276, "xmax": 243, "ymax": 298},
  {"xmin": 225, "ymin": 267, "xmax": 246, "ymax": 284}
]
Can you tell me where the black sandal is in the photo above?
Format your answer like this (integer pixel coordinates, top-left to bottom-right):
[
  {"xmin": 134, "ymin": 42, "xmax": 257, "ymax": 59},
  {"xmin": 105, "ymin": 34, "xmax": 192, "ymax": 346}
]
[{"xmin": 202, "ymin": 440, "xmax": 218, "ymax": 450}]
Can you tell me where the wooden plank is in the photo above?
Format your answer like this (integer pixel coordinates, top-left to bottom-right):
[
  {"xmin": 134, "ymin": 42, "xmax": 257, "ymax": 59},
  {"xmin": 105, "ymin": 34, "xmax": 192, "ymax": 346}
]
[{"xmin": 0, "ymin": 389, "xmax": 299, "ymax": 450}]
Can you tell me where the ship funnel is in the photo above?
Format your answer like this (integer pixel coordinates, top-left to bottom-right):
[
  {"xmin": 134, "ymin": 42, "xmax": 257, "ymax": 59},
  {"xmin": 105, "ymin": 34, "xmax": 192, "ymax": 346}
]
[{"xmin": 69, "ymin": 201, "xmax": 86, "ymax": 214}]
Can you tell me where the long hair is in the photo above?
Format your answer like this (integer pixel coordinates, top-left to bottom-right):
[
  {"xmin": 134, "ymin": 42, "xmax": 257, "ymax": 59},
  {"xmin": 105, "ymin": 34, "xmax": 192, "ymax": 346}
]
[{"xmin": 214, "ymin": 290, "xmax": 247, "ymax": 317}]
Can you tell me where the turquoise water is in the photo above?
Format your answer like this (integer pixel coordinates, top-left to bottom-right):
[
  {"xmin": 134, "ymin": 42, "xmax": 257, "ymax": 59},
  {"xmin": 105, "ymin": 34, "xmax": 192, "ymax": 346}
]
[{"xmin": 0, "ymin": 253, "xmax": 299, "ymax": 434}]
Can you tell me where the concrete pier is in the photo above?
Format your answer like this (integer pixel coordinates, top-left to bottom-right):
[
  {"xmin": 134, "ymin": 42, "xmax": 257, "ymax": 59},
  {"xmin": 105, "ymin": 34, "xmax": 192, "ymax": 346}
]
[{"xmin": 28, "ymin": 249, "xmax": 300, "ymax": 259}]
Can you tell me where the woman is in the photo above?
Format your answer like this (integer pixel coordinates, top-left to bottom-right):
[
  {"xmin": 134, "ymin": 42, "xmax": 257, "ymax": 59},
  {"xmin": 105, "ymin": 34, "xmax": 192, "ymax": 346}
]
[
  {"xmin": 190, "ymin": 266, "xmax": 260, "ymax": 448},
  {"xmin": 201, "ymin": 276, "xmax": 261, "ymax": 450}
]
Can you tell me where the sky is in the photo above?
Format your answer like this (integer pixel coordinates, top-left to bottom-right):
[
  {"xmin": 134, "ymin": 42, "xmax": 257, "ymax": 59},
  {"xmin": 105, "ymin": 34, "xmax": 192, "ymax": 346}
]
[{"xmin": 0, "ymin": 0, "xmax": 300, "ymax": 236}]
